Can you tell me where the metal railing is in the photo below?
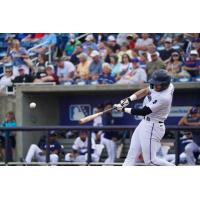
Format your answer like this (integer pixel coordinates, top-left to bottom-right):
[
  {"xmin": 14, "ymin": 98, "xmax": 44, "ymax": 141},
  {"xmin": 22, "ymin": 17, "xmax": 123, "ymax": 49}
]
[{"xmin": 0, "ymin": 125, "xmax": 199, "ymax": 166}]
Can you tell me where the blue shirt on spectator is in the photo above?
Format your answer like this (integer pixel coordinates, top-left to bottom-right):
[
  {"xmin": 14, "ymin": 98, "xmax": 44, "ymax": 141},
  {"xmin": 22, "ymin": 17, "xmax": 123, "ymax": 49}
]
[
  {"xmin": 98, "ymin": 73, "xmax": 116, "ymax": 84},
  {"xmin": 40, "ymin": 33, "xmax": 57, "ymax": 48},
  {"xmin": 0, "ymin": 120, "xmax": 16, "ymax": 137},
  {"xmin": 89, "ymin": 60, "xmax": 102, "ymax": 76},
  {"xmin": 9, "ymin": 48, "xmax": 28, "ymax": 66},
  {"xmin": 82, "ymin": 42, "xmax": 97, "ymax": 52}
]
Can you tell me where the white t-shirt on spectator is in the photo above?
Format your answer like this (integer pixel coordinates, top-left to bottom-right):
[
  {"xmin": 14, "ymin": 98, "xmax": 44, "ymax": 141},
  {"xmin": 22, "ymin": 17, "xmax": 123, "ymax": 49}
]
[
  {"xmin": 57, "ymin": 61, "xmax": 75, "ymax": 78},
  {"xmin": 130, "ymin": 68, "xmax": 147, "ymax": 83},
  {"xmin": 0, "ymin": 75, "xmax": 15, "ymax": 90},
  {"xmin": 135, "ymin": 38, "xmax": 153, "ymax": 55}
]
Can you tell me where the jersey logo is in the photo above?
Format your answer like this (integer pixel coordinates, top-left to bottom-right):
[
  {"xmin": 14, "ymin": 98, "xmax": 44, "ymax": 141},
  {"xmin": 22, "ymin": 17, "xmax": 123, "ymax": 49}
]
[
  {"xmin": 147, "ymin": 95, "xmax": 152, "ymax": 102},
  {"xmin": 152, "ymin": 100, "xmax": 157, "ymax": 104}
]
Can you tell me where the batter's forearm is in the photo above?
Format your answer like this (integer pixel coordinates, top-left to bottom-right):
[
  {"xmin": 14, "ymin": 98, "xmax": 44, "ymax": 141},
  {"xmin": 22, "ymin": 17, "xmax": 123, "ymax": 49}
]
[{"xmin": 130, "ymin": 87, "xmax": 149, "ymax": 100}]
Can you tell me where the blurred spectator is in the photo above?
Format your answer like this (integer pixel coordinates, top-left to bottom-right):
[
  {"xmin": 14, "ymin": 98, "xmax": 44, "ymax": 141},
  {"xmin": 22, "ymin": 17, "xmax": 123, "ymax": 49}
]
[
  {"xmin": 89, "ymin": 50, "xmax": 102, "ymax": 80},
  {"xmin": 12, "ymin": 65, "xmax": 34, "ymax": 83},
  {"xmin": 64, "ymin": 34, "xmax": 81, "ymax": 57},
  {"xmin": 126, "ymin": 34, "xmax": 138, "ymax": 50},
  {"xmin": 34, "ymin": 64, "xmax": 58, "ymax": 84},
  {"xmin": 135, "ymin": 33, "xmax": 154, "ymax": 55},
  {"xmin": 159, "ymin": 37, "xmax": 175, "ymax": 62},
  {"xmin": 65, "ymin": 130, "xmax": 99, "ymax": 162},
  {"xmin": 107, "ymin": 35, "xmax": 121, "ymax": 53},
  {"xmin": 7, "ymin": 39, "xmax": 33, "ymax": 75},
  {"xmin": 116, "ymin": 53, "xmax": 132, "ymax": 81},
  {"xmin": 166, "ymin": 51, "xmax": 190, "ymax": 79},
  {"xmin": 24, "ymin": 131, "xmax": 61, "ymax": 165},
  {"xmin": 116, "ymin": 33, "xmax": 129, "ymax": 46},
  {"xmin": 192, "ymin": 38, "xmax": 200, "ymax": 57},
  {"xmin": 0, "ymin": 67, "xmax": 15, "ymax": 93},
  {"xmin": 117, "ymin": 42, "xmax": 132, "ymax": 63},
  {"xmin": 117, "ymin": 58, "xmax": 147, "ymax": 84},
  {"xmin": 36, "ymin": 33, "xmax": 57, "ymax": 53},
  {"xmin": 183, "ymin": 50, "xmax": 200, "ymax": 77},
  {"xmin": 55, "ymin": 58, "xmax": 75, "ymax": 84},
  {"xmin": 98, "ymin": 63, "xmax": 116, "ymax": 84},
  {"xmin": 98, "ymin": 42, "xmax": 107, "ymax": 60},
  {"xmin": 93, "ymin": 33, "xmax": 107, "ymax": 44},
  {"xmin": 70, "ymin": 44, "xmax": 83, "ymax": 65},
  {"xmin": 110, "ymin": 55, "xmax": 121, "ymax": 77},
  {"xmin": 82, "ymin": 34, "xmax": 97, "ymax": 52},
  {"xmin": 36, "ymin": 53, "xmax": 48, "ymax": 68},
  {"xmin": 0, "ymin": 111, "xmax": 16, "ymax": 161},
  {"xmin": 145, "ymin": 52, "xmax": 166, "ymax": 78},
  {"xmin": 104, "ymin": 45, "xmax": 114, "ymax": 63},
  {"xmin": 75, "ymin": 53, "xmax": 90, "ymax": 81},
  {"xmin": 179, "ymin": 107, "xmax": 200, "ymax": 165},
  {"xmin": 146, "ymin": 44, "xmax": 159, "ymax": 62}
]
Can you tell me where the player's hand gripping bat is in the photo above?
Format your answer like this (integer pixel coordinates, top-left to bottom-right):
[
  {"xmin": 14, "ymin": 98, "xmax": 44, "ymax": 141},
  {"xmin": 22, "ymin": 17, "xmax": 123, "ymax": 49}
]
[{"xmin": 79, "ymin": 107, "xmax": 114, "ymax": 125}]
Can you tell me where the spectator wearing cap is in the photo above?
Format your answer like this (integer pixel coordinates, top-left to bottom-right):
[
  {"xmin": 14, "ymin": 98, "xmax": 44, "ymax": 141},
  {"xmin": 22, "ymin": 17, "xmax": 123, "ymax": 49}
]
[
  {"xmin": 33, "ymin": 64, "xmax": 59, "ymax": 84},
  {"xmin": 117, "ymin": 42, "xmax": 132, "ymax": 63},
  {"xmin": 24, "ymin": 131, "xmax": 62, "ymax": 165},
  {"xmin": 166, "ymin": 51, "xmax": 190, "ymax": 79},
  {"xmin": 64, "ymin": 34, "xmax": 81, "ymax": 57},
  {"xmin": 65, "ymin": 130, "xmax": 99, "ymax": 163},
  {"xmin": 98, "ymin": 63, "xmax": 116, "ymax": 84},
  {"xmin": 159, "ymin": 37, "xmax": 175, "ymax": 62},
  {"xmin": 179, "ymin": 107, "xmax": 200, "ymax": 165},
  {"xmin": 75, "ymin": 53, "xmax": 91, "ymax": 81},
  {"xmin": 145, "ymin": 52, "xmax": 166, "ymax": 78},
  {"xmin": 70, "ymin": 44, "xmax": 83, "ymax": 65},
  {"xmin": 12, "ymin": 65, "xmax": 34, "ymax": 84},
  {"xmin": 107, "ymin": 35, "xmax": 121, "ymax": 53},
  {"xmin": 183, "ymin": 50, "xmax": 200, "ymax": 77},
  {"xmin": 135, "ymin": 33, "xmax": 154, "ymax": 55},
  {"xmin": 82, "ymin": 34, "xmax": 97, "ymax": 53},
  {"xmin": 88, "ymin": 50, "xmax": 102, "ymax": 80},
  {"xmin": 0, "ymin": 67, "xmax": 15, "ymax": 93},
  {"xmin": 7, "ymin": 39, "xmax": 33, "ymax": 76},
  {"xmin": 116, "ymin": 58, "xmax": 147, "ymax": 84},
  {"xmin": 55, "ymin": 57, "xmax": 75, "ymax": 84},
  {"xmin": 127, "ymin": 34, "xmax": 138, "ymax": 49}
]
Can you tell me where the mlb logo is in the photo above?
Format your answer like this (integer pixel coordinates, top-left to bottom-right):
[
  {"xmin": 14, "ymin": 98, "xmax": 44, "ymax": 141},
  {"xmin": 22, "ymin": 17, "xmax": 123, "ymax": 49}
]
[{"xmin": 69, "ymin": 104, "xmax": 91, "ymax": 121}]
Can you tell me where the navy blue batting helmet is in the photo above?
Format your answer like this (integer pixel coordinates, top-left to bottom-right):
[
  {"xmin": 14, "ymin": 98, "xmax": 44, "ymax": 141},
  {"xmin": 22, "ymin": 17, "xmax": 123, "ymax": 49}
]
[{"xmin": 149, "ymin": 69, "xmax": 171, "ymax": 91}]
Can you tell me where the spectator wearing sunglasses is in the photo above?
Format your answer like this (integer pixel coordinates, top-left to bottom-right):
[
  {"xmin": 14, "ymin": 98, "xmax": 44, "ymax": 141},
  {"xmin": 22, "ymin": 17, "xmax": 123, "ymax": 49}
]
[
  {"xmin": 159, "ymin": 37, "xmax": 175, "ymax": 62},
  {"xmin": 0, "ymin": 67, "xmax": 15, "ymax": 93},
  {"xmin": 166, "ymin": 51, "xmax": 190, "ymax": 79}
]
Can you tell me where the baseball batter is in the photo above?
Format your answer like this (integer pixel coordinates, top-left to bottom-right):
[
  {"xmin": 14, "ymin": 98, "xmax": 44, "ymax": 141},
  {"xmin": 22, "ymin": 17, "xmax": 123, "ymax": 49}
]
[{"xmin": 114, "ymin": 69, "xmax": 175, "ymax": 166}]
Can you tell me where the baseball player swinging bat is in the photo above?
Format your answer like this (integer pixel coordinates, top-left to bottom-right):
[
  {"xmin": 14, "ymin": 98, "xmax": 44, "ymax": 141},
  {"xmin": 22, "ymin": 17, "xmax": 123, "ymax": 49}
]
[{"xmin": 79, "ymin": 107, "xmax": 114, "ymax": 124}]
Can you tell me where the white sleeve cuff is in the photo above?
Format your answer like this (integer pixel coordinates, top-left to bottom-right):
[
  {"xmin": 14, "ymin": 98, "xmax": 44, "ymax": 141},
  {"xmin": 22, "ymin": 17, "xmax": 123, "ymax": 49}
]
[
  {"xmin": 124, "ymin": 108, "xmax": 132, "ymax": 114},
  {"xmin": 129, "ymin": 94, "xmax": 137, "ymax": 101}
]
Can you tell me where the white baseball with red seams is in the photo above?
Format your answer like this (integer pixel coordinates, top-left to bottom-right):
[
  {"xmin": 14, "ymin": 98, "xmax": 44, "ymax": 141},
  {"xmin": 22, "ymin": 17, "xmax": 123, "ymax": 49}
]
[{"xmin": 123, "ymin": 83, "xmax": 175, "ymax": 166}]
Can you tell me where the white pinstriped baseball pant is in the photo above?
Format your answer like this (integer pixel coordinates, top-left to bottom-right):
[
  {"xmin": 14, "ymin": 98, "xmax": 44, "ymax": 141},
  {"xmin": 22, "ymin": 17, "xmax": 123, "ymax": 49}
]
[{"xmin": 123, "ymin": 119, "xmax": 174, "ymax": 166}]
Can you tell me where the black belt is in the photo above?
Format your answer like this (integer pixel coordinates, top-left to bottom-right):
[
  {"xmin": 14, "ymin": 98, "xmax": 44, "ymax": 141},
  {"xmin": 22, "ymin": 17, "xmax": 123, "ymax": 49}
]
[{"xmin": 144, "ymin": 116, "xmax": 164, "ymax": 123}]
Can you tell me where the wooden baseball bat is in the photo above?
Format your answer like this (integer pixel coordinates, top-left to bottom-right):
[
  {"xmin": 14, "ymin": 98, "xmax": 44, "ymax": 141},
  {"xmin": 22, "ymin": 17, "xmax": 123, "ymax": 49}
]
[{"xmin": 79, "ymin": 107, "xmax": 114, "ymax": 125}]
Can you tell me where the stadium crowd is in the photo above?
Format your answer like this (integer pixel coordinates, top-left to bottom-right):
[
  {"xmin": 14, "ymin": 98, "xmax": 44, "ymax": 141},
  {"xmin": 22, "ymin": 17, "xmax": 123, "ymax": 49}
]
[{"xmin": 0, "ymin": 33, "xmax": 200, "ymax": 94}]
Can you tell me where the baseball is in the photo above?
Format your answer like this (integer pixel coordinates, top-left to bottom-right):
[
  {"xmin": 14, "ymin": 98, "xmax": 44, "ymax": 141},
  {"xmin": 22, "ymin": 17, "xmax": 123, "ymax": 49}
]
[{"xmin": 29, "ymin": 102, "xmax": 36, "ymax": 109}]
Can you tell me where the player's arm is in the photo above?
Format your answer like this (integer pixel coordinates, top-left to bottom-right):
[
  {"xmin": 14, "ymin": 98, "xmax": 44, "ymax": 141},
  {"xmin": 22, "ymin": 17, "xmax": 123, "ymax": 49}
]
[
  {"xmin": 122, "ymin": 106, "xmax": 152, "ymax": 116},
  {"xmin": 120, "ymin": 87, "xmax": 149, "ymax": 108}
]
